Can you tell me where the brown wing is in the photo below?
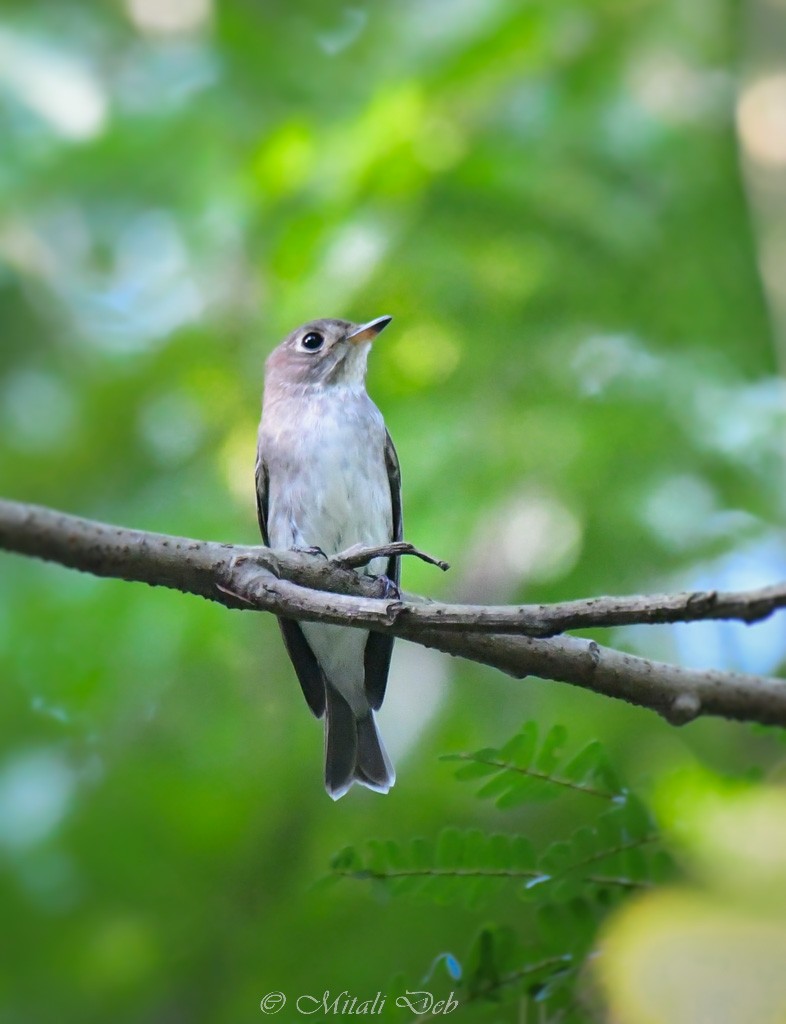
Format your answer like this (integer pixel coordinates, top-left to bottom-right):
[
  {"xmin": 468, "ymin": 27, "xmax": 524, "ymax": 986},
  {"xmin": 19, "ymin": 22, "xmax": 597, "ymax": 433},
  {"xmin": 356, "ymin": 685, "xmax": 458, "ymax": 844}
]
[
  {"xmin": 254, "ymin": 451, "xmax": 270, "ymax": 541},
  {"xmin": 255, "ymin": 450, "xmax": 326, "ymax": 719},
  {"xmin": 363, "ymin": 429, "xmax": 402, "ymax": 711}
]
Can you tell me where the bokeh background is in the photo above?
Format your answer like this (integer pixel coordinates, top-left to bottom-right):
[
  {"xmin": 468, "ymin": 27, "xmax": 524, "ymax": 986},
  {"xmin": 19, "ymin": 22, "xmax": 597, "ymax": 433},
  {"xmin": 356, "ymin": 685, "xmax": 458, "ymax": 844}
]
[{"xmin": 1, "ymin": 0, "xmax": 785, "ymax": 1021}]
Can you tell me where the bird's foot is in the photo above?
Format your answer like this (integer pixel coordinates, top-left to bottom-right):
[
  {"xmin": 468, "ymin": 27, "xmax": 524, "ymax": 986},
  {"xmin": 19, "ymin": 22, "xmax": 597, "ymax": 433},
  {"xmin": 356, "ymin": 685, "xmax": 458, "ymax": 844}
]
[
  {"xmin": 295, "ymin": 545, "xmax": 328, "ymax": 559},
  {"xmin": 373, "ymin": 574, "xmax": 401, "ymax": 600}
]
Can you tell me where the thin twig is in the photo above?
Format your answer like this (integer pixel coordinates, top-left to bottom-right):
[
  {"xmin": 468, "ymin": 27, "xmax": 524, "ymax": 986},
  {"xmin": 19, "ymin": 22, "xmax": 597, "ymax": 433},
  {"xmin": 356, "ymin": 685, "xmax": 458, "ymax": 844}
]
[
  {"xmin": 331, "ymin": 541, "xmax": 450, "ymax": 572},
  {"xmin": 375, "ymin": 585, "xmax": 786, "ymax": 636}
]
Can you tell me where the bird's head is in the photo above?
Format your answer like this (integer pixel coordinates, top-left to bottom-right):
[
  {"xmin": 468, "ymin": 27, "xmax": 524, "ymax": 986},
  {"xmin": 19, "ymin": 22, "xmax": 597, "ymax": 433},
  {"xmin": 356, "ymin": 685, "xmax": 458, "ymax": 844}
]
[{"xmin": 265, "ymin": 315, "xmax": 392, "ymax": 390}]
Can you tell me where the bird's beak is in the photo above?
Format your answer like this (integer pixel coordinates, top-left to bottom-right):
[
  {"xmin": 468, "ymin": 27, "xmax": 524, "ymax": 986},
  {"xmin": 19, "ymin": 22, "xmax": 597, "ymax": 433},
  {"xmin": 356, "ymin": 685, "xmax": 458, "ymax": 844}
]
[{"xmin": 346, "ymin": 315, "xmax": 393, "ymax": 345}]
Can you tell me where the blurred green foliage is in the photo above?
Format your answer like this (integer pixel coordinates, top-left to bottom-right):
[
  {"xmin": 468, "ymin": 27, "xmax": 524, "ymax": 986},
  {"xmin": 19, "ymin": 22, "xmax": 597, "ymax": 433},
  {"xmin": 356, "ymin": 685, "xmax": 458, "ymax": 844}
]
[
  {"xmin": 330, "ymin": 722, "xmax": 672, "ymax": 1020},
  {"xmin": 1, "ymin": 0, "xmax": 785, "ymax": 1021}
]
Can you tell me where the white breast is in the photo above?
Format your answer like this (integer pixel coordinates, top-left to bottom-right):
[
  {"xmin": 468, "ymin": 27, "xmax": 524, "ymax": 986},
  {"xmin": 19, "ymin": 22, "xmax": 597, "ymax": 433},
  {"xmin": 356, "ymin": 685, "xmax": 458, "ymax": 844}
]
[
  {"xmin": 259, "ymin": 384, "xmax": 394, "ymax": 712},
  {"xmin": 262, "ymin": 385, "xmax": 393, "ymax": 565}
]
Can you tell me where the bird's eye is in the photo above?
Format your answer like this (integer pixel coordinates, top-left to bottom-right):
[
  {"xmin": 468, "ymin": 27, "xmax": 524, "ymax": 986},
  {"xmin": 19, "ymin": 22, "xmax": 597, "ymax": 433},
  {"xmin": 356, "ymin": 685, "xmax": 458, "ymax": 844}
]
[{"xmin": 301, "ymin": 331, "xmax": 324, "ymax": 352}]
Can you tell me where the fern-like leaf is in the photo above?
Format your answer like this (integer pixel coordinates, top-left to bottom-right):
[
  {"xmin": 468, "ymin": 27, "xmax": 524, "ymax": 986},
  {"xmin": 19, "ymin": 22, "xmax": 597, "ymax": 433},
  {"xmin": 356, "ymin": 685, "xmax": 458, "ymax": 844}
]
[
  {"xmin": 524, "ymin": 796, "xmax": 668, "ymax": 903},
  {"xmin": 443, "ymin": 721, "xmax": 623, "ymax": 806},
  {"xmin": 330, "ymin": 802, "xmax": 671, "ymax": 907}
]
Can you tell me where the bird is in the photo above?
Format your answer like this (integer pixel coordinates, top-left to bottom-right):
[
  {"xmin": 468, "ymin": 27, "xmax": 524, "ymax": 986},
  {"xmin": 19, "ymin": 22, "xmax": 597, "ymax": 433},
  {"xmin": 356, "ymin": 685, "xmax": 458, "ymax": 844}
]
[{"xmin": 255, "ymin": 315, "xmax": 401, "ymax": 800}]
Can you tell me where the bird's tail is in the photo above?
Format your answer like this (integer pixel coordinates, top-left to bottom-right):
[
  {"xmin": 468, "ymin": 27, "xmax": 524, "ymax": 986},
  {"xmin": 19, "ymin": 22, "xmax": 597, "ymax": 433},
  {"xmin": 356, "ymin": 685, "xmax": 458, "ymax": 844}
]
[{"xmin": 324, "ymin": 682, "xmax": 395, "ymax": 801}]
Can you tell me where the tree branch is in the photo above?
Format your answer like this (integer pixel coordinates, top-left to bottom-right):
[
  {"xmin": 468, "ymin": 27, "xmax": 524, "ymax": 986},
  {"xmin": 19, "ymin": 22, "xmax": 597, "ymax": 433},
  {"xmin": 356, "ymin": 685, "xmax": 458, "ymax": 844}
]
[{"xmin": 1, "ymin": 498, "xmax": 785, "ymax": 728}]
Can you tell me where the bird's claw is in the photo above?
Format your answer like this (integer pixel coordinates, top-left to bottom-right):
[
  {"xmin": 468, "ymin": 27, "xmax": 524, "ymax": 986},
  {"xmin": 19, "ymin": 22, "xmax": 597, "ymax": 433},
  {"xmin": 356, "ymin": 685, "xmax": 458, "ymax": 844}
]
[
  {"xmin": 375, "ymin": 575, "xmax": 400, "ymax": 600},
  {"xmin": 296, "ymin": 545, "xmax": 328, "ymax": 559}
]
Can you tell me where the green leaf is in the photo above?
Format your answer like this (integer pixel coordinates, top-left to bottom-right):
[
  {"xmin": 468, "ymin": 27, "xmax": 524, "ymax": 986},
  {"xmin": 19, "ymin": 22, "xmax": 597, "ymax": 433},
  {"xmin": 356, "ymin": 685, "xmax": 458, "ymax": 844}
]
[
  {"xmin": 436, "ymin": 827, "xmax": 464, "ymax": 868},
  {"xmin": 448, "ymin": 719, "xmax": 626, "ymax": 806},
  {"xmin": 534, "ymin": 724, "xmax": 569, "ymax": 774},
  {"xmin": 410, "ymin": 836, "xmax": 433, "ymax": 870},
  {"xmin": 500, "ymin": 721, "xmax": 539, "ymax": 768}
]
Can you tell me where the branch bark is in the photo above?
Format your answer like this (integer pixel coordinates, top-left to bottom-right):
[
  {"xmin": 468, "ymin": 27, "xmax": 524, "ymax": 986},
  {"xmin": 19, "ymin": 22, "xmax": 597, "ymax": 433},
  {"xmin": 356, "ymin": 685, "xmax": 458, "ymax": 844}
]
[{"xmin": 1, "ymin": 498, "xmax": 785, "ymax": 728}]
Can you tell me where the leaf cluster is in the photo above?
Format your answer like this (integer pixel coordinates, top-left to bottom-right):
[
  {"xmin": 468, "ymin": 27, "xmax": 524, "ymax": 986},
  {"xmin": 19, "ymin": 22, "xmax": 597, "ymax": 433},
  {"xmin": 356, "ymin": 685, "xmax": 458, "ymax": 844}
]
[{"xmin": 331, "ymin": 722, "xmax": 674, "ymax": 1020}]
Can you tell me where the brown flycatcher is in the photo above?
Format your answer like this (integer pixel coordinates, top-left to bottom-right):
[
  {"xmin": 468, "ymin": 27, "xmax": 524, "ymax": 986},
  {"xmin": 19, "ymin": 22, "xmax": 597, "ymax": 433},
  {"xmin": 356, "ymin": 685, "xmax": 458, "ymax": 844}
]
[{"xmin": 255, "ymin": 316, "xmax": 400, "ymax": 799}]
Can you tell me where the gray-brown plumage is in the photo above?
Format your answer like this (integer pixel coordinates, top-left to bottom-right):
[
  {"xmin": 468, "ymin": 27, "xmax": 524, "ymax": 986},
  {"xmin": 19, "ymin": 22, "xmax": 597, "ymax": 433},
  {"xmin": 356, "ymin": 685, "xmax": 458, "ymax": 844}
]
[{"xmin": 255, "ymin": 316, "xmax": 401, "ymax": 799}]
